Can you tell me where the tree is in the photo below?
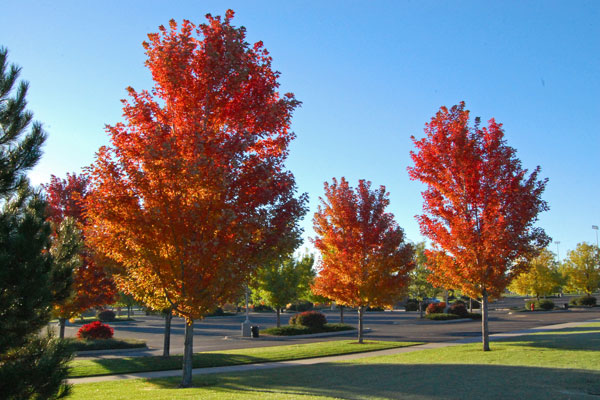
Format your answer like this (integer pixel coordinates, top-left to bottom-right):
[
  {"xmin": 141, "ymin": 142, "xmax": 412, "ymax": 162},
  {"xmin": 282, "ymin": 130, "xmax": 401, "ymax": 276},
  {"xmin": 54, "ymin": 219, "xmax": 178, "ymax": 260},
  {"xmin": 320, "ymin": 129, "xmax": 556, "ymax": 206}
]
[
  {"xmin": 85, "ymin": 11, "xmax": 307, "ymax": 387},
  {"xmin": 252, "ymin": 252, "xmax": 315, "ymax": 327},
  {"xmin": 44, "ymin": 173, "xmax": 118, "ymax": 338},
  {"xmin": 311, "ymin": 178, "xmax": 414, "ymax": 343},
  {"xmin": 408, "ymin": 102, "xmax": 550, "ymax": 351},
  {"xmin": 561, "ymin": 242, "xmax": 600, "ymax": 296},
  {"xmin": 0, "ymin": 47, "xmax": 72, "ymax": 399},
  {"xmin": 407, "ymin": 242, "xmax": 440, "ymax": 317},
  {"xmin": 509, "ymin": 248, "xmax": 562, "ymax": 299}
]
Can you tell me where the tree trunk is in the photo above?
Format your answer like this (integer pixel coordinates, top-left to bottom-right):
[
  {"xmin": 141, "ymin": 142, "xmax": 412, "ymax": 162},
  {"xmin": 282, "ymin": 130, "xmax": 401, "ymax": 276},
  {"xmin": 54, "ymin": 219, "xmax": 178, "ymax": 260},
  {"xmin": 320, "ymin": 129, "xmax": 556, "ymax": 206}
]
[
  {"xmin": 180, "ymin": 318, "xmax": 194, "ymax": 387},
  {"xmin": 276, "ymin": 308, "xmax": 281, "ymax": 328},
  {"xmin": 340, "ymin": 306, "xmax": 344, "ymax": 323},
  {"xmin": 482, "ymin": 290, "xmax": 490, "ymax": 351},
  {"xmin": 163, "ymin": 311, "xmax": 172, "ymax": 357},
  {"xmin": 59, "ymin": 318, "xmax": 66, "ymax": 339},
  {"xmin": 127, "ymin": 305, "xmax": 132, "ymax": 319},
  {"xmin": 419, "ymin": 301, "xmax": 424, "ymax": 318},
  {"xmin": 444, "ymin": 289, "xmax": 449, "ymax": 313},
  {"xmin": 469, "ymin": 298, "xmax": 473, "ymax": 313},
  {"xmin": 357, "ymin": 306, "xmax": 364, "ymax": 344}
]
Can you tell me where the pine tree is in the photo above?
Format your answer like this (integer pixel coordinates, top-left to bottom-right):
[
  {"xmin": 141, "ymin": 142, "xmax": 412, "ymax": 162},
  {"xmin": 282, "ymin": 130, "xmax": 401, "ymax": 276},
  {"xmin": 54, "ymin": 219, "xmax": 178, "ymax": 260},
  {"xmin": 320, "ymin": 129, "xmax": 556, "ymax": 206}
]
[{"xmin": 0, "ymin": 47, "xmax": 73, "ymax": 399}]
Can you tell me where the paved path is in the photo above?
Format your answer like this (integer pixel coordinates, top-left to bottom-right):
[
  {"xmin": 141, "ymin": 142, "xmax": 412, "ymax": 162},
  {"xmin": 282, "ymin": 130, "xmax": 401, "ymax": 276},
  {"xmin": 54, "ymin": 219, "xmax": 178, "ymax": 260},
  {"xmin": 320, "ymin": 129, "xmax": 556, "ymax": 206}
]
[{"xmin": 68, "ymin": 317, "xmax": 600, "ymax": 385}]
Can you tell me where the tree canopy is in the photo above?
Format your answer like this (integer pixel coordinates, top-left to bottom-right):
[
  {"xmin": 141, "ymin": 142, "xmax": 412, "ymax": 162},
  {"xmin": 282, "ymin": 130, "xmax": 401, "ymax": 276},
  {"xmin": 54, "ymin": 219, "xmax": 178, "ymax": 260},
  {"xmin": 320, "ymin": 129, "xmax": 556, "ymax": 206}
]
[
  {"xmin": 312, "ymin": 177, "xmax": 414, "ymax": 343},
  {"xmin": 84, "ymin": 11, "xmax": 306, "ymax": 386},
  {"xmin": 408, "ymin": 102, "xmax": 549, "ymax": 350}
]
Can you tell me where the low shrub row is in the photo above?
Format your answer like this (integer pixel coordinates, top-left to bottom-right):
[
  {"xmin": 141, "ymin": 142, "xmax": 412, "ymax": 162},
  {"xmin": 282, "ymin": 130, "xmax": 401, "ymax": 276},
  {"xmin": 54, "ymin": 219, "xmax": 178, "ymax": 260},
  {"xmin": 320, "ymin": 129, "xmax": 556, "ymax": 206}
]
[
  {"xmin": 569, "ymin": 296, "xmax": 597, "ymax": 306},
  {"xmin": 525, "ymin": 299, "xmax": 555, "ymax": 311},
  {"xmin": 263, "ymin": 323, "xmax": 354, "ymax": 336},
  {"xmin": 424, "ymin": 312, "xmax": 481, "ymax": 321},
  {"xmin": 63, "ymin": 338, "xmax": 146, "ymax": 352}
]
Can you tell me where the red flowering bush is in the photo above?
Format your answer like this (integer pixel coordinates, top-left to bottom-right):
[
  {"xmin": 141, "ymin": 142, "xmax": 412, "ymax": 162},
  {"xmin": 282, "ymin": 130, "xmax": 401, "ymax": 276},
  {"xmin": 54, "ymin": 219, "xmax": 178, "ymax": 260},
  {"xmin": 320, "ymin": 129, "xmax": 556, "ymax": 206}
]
[
  {"xmin": 77, "ymin": 321, "xmax": 114, "ymax": 340},
  {"xmin": 289, "ymin": 311, "xmax": 327, "ymax": 330},
  {"xmin": 448, "ymin": 302, "xmax": 469, "ymax": 318},
  {"xmin": 426, "ymin": 302, "xmax": 446, "ymax": 315}
]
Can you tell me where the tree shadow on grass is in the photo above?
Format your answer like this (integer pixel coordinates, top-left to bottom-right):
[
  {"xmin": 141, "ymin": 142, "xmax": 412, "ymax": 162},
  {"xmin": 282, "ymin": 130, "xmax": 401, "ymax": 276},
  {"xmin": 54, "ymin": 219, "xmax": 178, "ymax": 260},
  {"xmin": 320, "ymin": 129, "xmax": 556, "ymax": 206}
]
[
  {"xmin": 499, "ymin": 326, "xmax": 600, "ymax": 351},
  {"xmin": 149, "ymin": 362, "xmax": 600, "ymax": 400},
  {"xmin": 71, "ymin": 353, "xmax": 271, "ymax": 378}
]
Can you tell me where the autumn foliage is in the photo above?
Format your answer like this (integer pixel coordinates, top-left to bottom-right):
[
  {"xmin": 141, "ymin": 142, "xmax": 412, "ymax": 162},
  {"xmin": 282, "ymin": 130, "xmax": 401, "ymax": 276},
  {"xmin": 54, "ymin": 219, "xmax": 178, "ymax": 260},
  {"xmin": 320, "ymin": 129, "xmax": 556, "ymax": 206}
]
[
  {"xmin": 44, "ymin": 173, "xmax": 117, "ymax": 321},
  {"xmin": 312, "ymin": 178, "xmax": 414, "ymax": 342},
  {"xmin": 408, "ymin": 102, "xmax": 549, "ymax": 350},
  {"xmin": 76, "ymin": 321, "xmax": 114, "ymax": 340},
  {"xmin": 85, "ymin": 11, "xmax": 305, "ymax": 323}
]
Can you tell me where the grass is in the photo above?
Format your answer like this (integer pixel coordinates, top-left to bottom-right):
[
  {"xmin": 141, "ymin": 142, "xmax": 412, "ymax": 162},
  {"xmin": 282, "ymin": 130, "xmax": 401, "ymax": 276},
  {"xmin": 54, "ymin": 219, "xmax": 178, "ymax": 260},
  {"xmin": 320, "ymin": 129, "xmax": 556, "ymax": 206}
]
[
  {"xmin": 262, "ymin": 323, "xmax": 354, "ymax": 336},
  {"xmin": 63, "ymin": 338, "xmax": 146, "ymax": 352},
  {"xmin": 70, "ymin": 323, "xmax": 600, "ymax": 399},
  {"xmin": 69, "ymin": 340, "xmax": 416, "ymax": 378}
]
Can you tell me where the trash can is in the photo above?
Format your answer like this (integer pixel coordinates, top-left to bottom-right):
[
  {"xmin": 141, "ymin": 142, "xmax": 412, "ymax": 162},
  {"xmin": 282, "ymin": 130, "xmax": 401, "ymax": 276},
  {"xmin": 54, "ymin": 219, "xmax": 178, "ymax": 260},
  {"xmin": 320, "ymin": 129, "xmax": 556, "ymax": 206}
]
[{"xmin": 251, "ymin": 325, "xmax": 259, "ymax": 338}]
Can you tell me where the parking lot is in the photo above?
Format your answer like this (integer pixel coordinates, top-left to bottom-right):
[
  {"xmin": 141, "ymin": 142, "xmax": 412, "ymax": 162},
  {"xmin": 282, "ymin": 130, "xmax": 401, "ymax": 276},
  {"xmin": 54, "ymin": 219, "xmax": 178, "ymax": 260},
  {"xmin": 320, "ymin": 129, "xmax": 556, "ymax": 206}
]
[{"xmin": 59, "ymin": 298, "xmax": 600, "ymax": 358}]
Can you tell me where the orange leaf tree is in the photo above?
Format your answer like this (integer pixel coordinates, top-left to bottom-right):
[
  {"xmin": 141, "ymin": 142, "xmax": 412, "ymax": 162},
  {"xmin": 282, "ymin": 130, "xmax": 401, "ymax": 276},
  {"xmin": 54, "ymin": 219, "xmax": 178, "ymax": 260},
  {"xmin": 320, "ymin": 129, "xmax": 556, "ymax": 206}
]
[
  {"xmin": 311, "ymin": 178, "xmax": 414, "ymax": 343},
  {"xmin": 85, "ymin": 11, "xmax": 306, "ymax": 386},
  {"xmin": 408, "ymin": 102, "xmax": 550, "ymax": 351},
  {"xmin": 44, "ymin": 173, "xmax": 117, "ymax": 338}
]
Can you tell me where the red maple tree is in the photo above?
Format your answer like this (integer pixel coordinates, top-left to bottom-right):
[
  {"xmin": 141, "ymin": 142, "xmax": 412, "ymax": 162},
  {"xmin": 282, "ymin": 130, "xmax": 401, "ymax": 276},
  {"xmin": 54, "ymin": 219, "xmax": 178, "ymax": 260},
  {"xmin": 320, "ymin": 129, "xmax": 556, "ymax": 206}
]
[
  {"xmin": 85, "ymin": 11, "xmax": 306, "ymax": 386},
  {"xmin": 44, "ymin": 173, "xmax": 117, "ymax": 338},
  {"xmin": 408, "ymin": 102, "xmax": 549, "ymax": 350},
  {"xmin": 311, "ymin": 178, "xmax": 414, "ymax": 343}
]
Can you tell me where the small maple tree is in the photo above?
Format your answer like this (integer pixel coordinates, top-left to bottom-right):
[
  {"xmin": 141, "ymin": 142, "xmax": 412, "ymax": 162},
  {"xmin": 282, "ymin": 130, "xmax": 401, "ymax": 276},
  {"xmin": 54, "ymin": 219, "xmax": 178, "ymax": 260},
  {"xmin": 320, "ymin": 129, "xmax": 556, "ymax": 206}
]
[
  {"xmin": 311, "ymin": 178, "xmax": 414, "ymax": 343},
  {"xmin": 408, "ymin": 102, "xmax": 550, "ymax": 351},
  {"xmin": 44, "ymin": 173, "xmax": 117, "ymax": 338},
  {"xmin": 85, "ymin": 10, "xmax": 306, "ymax": 386}
]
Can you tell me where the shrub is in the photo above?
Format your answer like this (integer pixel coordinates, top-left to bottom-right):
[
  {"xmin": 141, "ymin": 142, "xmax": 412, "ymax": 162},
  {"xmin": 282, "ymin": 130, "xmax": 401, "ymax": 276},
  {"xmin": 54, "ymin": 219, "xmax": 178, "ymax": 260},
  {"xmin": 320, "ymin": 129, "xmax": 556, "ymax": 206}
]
[
  {"xmin": 287, "ymin": 300, "xmax": 314, "ymax": 312},
  {"xmin": 448, "ymin": 302, "xmax": 469, "ymax": 318},
  {"xmin": 525, "ymin": 299, "xmax": 555, "ymax": 311},
  {"xmin": 467, "ymin": 312, "xmax": 482, "ymax": 320},
  {"xmin": 571, "ymin": 296, "xmax": 597, "ymax": 306},
  {"xmin": 263, "ymin": 323, "xmax": 354, "ymax": 336},
  {"xmin": 366, "ymin": 306, "xmax": 384, "ymax": 311},
  {"xmin": 252, "ymin": 304, "xmax": 274, "ymax": 312},
  {"xmin": 404, "ymin": 299, "xmax": 419, "ymax": 311},
  {"xmin": 264, "ymin": 325, "xmax": 311, "ymax": 336},
  {"xmin": 289, "ymin": 311, "xmax": 327, "ymax": 330},
  {"xmin": 426, "ymin": 302, "xmax": 446, "ymax": 315},
  {"xmin": 96, "ymin": 309, "xmax": 116, "ymax": 322},
  {"xmin": 538, "ymin": 299, "xmax": 554, "ymax": 310},
  {"xmin": 77, "ymin": 321, "xmax": 114, "ymax": 340},
  {"xmin": 425, "ymin": 313, "xmax": 461, "ymax": 321}
]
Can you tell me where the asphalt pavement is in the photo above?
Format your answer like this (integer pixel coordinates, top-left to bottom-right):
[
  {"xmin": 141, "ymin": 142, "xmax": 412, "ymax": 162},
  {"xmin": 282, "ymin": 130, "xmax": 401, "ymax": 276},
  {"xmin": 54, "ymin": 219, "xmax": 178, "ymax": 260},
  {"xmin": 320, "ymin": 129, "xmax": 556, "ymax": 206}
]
[{"xmin": 56, "ymin": 299, "xmax": 600, "ymax": 359}]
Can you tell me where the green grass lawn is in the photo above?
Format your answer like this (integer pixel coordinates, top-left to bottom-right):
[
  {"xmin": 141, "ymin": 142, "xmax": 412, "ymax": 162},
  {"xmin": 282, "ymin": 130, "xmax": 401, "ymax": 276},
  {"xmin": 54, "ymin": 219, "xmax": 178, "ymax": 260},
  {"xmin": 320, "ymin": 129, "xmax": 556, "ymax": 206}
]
[
  {"xmin": 70, "ymin": 323, "xmax": 600, "ymax": 399},
  {"xmin": 69, "ymin": 340, "xmax": 416, "ymax": 378}
]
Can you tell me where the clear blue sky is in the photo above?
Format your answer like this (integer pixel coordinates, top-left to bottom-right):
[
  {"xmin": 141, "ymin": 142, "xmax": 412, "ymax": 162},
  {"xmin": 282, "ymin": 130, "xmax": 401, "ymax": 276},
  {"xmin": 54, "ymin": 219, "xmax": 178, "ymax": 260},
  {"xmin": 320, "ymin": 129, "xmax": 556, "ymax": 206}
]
[{"xmin": 1, "ymin": 1, "xmax": 598, "ymax": 258}]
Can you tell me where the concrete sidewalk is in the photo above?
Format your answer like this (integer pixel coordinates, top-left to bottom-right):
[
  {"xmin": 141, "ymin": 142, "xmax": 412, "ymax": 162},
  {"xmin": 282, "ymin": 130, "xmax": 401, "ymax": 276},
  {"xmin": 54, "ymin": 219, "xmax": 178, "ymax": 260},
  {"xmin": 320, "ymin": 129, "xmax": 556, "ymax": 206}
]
[{"xmin": 68, "ymin": 317, "xmax": 600, "ymax": 385}]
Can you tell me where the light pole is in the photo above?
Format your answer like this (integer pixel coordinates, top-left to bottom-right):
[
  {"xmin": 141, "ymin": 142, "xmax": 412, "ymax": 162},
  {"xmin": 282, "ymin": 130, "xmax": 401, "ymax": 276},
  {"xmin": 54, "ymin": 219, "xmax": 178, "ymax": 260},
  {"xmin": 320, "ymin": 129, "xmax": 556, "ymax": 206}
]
[
  {"xmin": 555, "ymin": 241, "xmax": 561, "ymax": 263},
  {"xmin": 593, "ymin": 225, "xmax": 599, "ymax": 248}
]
